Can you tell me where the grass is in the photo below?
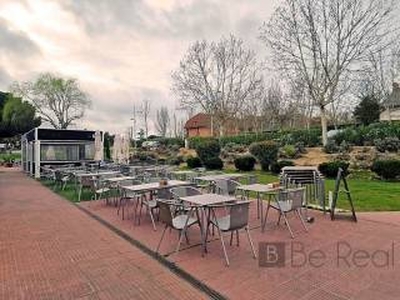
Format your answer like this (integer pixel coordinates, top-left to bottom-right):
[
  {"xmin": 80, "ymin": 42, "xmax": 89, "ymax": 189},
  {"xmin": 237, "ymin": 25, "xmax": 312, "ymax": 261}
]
[
  {"xmin": 40, "ymin": 166, "xmax": 400, "ymax": 212},
  {"xmin": 225, "ymin": 167, "xmax": 400, "ymax": 212},
  {"xmin": 41, "ymin": 179, "xmax": 100, "ymax": 203}
]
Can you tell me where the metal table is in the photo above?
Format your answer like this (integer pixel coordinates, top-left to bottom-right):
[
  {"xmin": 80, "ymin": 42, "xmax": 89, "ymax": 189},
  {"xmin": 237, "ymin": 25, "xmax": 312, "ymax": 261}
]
[
  {"xmin": 180, "ymin": 193, "xmax": 237, "ymax": 254},
  {"xmin": 236, "ymin": 184, "xmax": 281, "ymax": 228}
]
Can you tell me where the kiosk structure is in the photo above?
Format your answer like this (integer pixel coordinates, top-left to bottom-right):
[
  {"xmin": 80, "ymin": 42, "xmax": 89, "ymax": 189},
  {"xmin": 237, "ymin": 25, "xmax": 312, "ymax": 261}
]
[{"xmin": 21, "ymin": 128, "xmax": 103, "ymax": 178}]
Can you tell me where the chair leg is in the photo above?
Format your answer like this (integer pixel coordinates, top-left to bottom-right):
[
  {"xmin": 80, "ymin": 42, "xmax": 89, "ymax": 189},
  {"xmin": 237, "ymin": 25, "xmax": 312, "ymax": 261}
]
[
  {"xmin": 230, "ymin": 232, "xmax": 234, "ymax": 246},
  {"xmin": 217, "ymin": 228, "xmax": 229, "ymax": 266},
  {"xmin": 236, "ymin": 230, "xmax": 239, "ymax": 247},
  {"xmin": 262, "ymin": 204, "xmax": 271, "ymax": 232},
  {"xmin": 175, "ymin": 209, "xmax": 194, "ymax": 255},
  {"xmin": 277, "ymin": 213, "xmax": 282, "ymax": 225},
  {"xmin": 78, "ymin": 186, "xmax": 82, "ymax": 202},
  {"xmin": 149, "ymin": 208, "xmax": 157, "ymax": 231},
  {"xmin": 245, "ymin": 226, "xmax": 257, "ymax": 259},
  {"xmin": 296, "ymin": 209, "xmax": 308, "ymax": 232},
  {"xmin": 282, "ymin": 213, "xmax": 294, "ymax": 239},
  {"xmin": 156, "ymin": 224, "xmax": 168, "ymax": 253}
]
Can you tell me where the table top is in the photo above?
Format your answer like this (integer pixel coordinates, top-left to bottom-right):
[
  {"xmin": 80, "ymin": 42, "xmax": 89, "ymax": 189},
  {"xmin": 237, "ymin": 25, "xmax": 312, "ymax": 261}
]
[
  {"xmin": 74, "ymin": 171, "xmax": 121, "ymax": 177},
  {"xmin": 181, "ymin": 193, "xmax": 236, "ymax": 206},
  {"xmin": 171, "ymin": 170, "xmax": 196, "ymax": 175},
  {"xmin": 237, "ymin": 184, "xmax": 281, "ymax": 193},
  {"xmin": 106, "ymin": 176, "xmax": 137, "ymax": 182},
  {"xmin": 194, "ymin": 173, "xmax": 246, "ymax": 181},
  {"xmin": 122, "ymin": 180, "xmax": 191, "ymax": 192}
]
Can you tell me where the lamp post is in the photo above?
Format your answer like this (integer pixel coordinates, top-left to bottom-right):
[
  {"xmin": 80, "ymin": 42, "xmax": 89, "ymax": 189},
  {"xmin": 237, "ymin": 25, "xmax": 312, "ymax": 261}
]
[{"xmin": 130, "ymin": 104, "xmax": 142, "ymax": 150}]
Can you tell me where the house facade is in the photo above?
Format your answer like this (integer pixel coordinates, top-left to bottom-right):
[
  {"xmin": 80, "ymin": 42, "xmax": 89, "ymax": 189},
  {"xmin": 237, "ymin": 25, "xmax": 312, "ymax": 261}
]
[
  {"xmin": 380, "ymin": 82, "xmax": 400, "ymax": 121},
  {"xmin": 184, "ymin": 113, "xmax": 240, "ymax": 137}
]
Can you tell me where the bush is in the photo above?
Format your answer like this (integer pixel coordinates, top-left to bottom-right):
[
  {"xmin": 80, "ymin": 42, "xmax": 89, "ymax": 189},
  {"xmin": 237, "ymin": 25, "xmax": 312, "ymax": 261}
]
[
  {"xmin": 280, "ymin": 144, "xmax": 297, "ymax": 158},
  {"xmin": 186, "ymin": 156, "xmax": 202, "ymax": 169},
  {"xmin": 249, "ymin": 141, "xmax": 279, "ymax": 171},
  {"xmin": 203, "ymin": 157, "xmax": 224, "ymax": 170},
  {"xmin": 323, "ymin": 140, "xmax": 339, "ymax": 154},
  {"xmin": 166, "ymin": 156, "xmax": 182, "ymax": 166},
  {"xmin": 371, "ymin": 160, "xmax": 400, "ymax": 180},
  {"xmin": 195, "ymin": 140, "xmax": 221, "ymax": 163},
  {"xmin": 270, "ymin": 160, "xmax": 295, "ymax": 174},
  {"xmin": 374, "ymin": 137, "xmax": 400, "ymax": 153},
  {"xmin": 318, "ymin": 160, "xmax": 350, "ymax": 178},
  {"xmin": 280, "ymin": 128, "xmax": 322, "ymax": 147},
  {"xmin": 234, "ymin": 155, "xmax": 256, "ymax": 171}
]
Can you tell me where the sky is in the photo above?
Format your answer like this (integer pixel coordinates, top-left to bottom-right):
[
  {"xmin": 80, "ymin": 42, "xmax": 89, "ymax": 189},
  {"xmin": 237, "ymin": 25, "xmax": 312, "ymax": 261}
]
[{"xmin": 0, "ymin": 0, "xmax": 280, "ymax": 135}]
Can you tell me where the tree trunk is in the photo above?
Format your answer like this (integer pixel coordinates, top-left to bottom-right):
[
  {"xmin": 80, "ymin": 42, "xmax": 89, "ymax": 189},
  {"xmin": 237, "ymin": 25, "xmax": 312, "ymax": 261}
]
[{"xmin": 320, "ymin": 105, "xmax": 328, "ymax": 146}]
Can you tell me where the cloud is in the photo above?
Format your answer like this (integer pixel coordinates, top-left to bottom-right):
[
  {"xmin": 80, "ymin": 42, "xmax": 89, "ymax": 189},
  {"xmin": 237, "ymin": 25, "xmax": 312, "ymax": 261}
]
[
  {"xmin": 0, "ymin": 17, "xmax": 40, "ymax": 57},
  {"xmin": 0, "ymin": 0, "xmax": 279, "ymax": 134},
  {"xmin": 0, "ymin": 68, "xmax": 12, "ymax": 90}
]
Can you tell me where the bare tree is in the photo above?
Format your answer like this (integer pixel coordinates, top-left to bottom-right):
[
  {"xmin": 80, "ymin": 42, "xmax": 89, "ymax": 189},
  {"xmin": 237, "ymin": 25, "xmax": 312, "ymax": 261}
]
[
  {"xmin": 172, "ymin": 35, "xmax": 265, "ymax": 136},
  {"xmin": 155, "ymin": 106, "xmax": 170, "ymax": 137},
  {"xmin": 141, "ymin": 99, "xmax": 151, "ymax": 138},
  {"xmin": 173, "ymin": 113, "xmax": 185, "ymax": 138},
  {"xmin": 261, "ymin": 0, "xmax": 396, "ymax": 145},
  {"xmin": 358, "ymin": 43, "xmax": 400, "ymax": 104},
  {"xmin": 11, "ymin": 73, "xmax": 91, "ymax": 129}
]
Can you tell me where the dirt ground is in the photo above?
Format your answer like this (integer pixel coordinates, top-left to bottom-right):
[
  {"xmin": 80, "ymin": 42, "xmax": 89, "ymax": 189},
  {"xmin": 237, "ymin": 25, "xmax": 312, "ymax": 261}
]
[{"xmin": 294, "ymin": 147, "xmax": 331, "ymax": 166}]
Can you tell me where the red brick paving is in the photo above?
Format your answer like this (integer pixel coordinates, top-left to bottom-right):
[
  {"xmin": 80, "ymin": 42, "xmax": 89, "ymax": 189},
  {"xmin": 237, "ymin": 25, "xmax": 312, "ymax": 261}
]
[
  {"xmin": 79, "ymin": 178, "xmax": 400, "ymax": 300},
  {"xmin": 0, "ymin": 168, "xmax": 208, "ymax": 300}
]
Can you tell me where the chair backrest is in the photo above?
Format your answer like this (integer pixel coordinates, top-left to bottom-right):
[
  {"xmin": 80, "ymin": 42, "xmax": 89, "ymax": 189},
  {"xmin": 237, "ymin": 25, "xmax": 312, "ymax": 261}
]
[
  {"xmin": 280, "ymin": 188, "xmax": 305, "ymax": 209},
  {"xmin": 215, "ymin": 179, "xmax": 241, "ymax": 195},
  {"xmin": 54, "ymin": 170, "xmax": 63, "ymax": 182},
  {"xmin": 157, "ymin": 188, "xmax": 172, "ymax": 200},
  {"xmin": 288, "ymin": 188, "xmax": 305, "ymax": 209},
  {"xmin": 171, "ymin": 186, "xmax": 202, "ymax": 199},
  {"xmin": 157, "ymin": 201, "xmax": 173, "ymax": 227},
  {"xmin": 80, "ymin": 175, "xmax": 96, "ymax": 189},
  {"xmin": 228, "ymin": 201, "xmax": 250, "ymax": 230},
  {"xmin": 118, "ymin": 179, "xmax": 141, "ymax": 186}
]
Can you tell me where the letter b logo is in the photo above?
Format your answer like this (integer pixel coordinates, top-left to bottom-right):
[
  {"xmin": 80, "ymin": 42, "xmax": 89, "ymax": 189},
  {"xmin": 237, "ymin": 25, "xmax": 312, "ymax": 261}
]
[{"xmin": 259, "ymin": 242, "xmax": 285, "ymax": 267}]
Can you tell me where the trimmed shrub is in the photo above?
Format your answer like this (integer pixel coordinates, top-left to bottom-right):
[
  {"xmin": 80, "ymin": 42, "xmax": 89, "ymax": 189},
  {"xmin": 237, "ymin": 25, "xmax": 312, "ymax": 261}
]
[
  {"xmin": 374, "ymin": 137, "xmax": 400, "ymax": 153},
  {"xmin": 371, "ymin": 160, "xmax": 400, "ymax": 180},
  {"xmin": 323, "ymin": 140, "xmax": 339, "ymax": 154},
  {"xmin": 167, "ymin": 156, "xmax": 182, "ymax": 166},
  {"xmin": 186, "ymin": 156, "xmax": 202, "ymax": 169},
  {"xmin": 318, "ymin": 160, "xmax": 350, "ymax": 178},
  {"xmin": 204, "ymin": 157, "xmax": 224, "ymax": 170},
  {"xmin": 234, "ymin": 155, "xmax": 256, "ymax": 171},
  {"xmin": 249, "ymin": 141, "xmax": 279, "ymax": 171},
  {"xmin": 270, "ymin": 160, "xmax": 295, "ymax": 174},
  {"xmin": 195, "ymin": 140, "xmax": 221, "ymax": 163},
  {"xmin": 280, "ymin": 144, "xmax": 297, "ymax": 159}
]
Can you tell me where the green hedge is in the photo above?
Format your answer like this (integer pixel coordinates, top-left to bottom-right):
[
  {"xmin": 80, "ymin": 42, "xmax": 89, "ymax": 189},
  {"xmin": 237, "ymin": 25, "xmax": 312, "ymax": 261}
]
[
  {"xmin": 332, "ymin": 122, "xmax": 400, "ymax": 146},
  {"xmin": 371, "ymin": 160, "xmax": 400, "ymax": 180},
  {"xmin": 188, "ymin": 128, "xmax": 322, "ymax": 149}
]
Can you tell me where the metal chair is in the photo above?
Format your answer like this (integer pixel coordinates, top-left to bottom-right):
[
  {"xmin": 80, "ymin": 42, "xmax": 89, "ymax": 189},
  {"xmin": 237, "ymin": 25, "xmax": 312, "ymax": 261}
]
[
  {"xmin": 262, "ymin": 187, "xmax": 308, "ymax": 238},
  {"xmin": 171, "ymin": 186, "xmax": 202, "ymax": 198},
  {"xmin": 207, "ymin": 201, "xmax": 256, "ymax": 266},
  {"xmin": 155, "ymin": 200, "xmax": 201, "ymax": 253},
  {"xmin": 214, "ymin": 179, "xmax": 242, "ymax": 197},
  {"xmin": 54, "ymin": 170, "xmax": 69, "ymax": 191},
  {"xmin": 117, "ymin": 179, "xmax": 141, "ymax": 220}
]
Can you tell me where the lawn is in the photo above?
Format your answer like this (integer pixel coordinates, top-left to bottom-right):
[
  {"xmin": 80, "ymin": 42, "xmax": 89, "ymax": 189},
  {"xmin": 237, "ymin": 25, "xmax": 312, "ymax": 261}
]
[
  {"xmin": 41, "ymin": 167, "xmax": 400, "ymax": 212},
  {"xmin": 225, "ymin": 168, "xmax": 400, "ymax": 212}
]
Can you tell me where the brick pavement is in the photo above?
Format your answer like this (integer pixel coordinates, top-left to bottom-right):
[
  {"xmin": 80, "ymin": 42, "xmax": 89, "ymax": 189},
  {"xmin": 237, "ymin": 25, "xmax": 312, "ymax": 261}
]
[
  {"xmin": 79, "ymin": 177, "xmax": 400, "ymax": 300},
  {"xmin": 0, "ymin": 168, "xmax": 209, "ymax": 300}
]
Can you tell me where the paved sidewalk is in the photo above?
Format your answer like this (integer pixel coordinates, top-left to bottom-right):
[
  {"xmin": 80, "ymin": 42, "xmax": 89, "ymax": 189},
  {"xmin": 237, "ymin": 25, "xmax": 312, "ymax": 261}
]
[{"xmin": 0, "ymin": 168, "xmax": 208, "ymax": 300}]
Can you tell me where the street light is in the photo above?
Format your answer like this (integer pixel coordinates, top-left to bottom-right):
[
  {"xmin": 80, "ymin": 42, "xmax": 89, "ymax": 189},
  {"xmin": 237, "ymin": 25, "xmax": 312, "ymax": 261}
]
[{"xmin": 130, "ymin": 104, "xmax": 142, "ymax": 150}]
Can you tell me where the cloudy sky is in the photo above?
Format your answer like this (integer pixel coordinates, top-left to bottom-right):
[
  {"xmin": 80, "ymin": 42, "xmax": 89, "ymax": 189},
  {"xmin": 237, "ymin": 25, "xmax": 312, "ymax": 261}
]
[{"xmin": 0, "ymin": 0, "xmax": 280, "ymax": 134}]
